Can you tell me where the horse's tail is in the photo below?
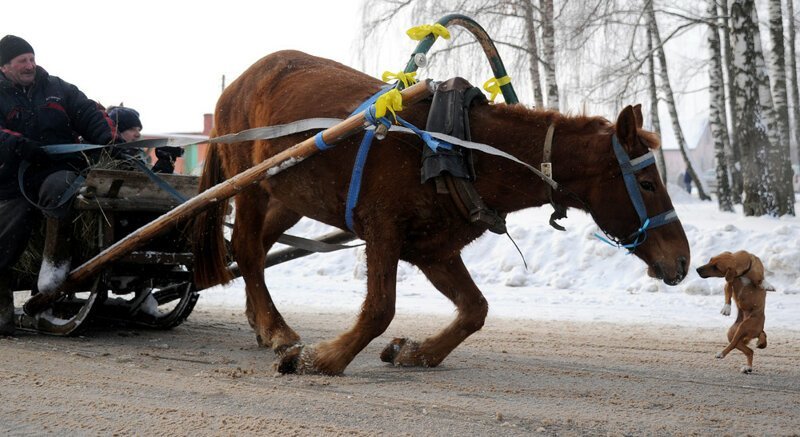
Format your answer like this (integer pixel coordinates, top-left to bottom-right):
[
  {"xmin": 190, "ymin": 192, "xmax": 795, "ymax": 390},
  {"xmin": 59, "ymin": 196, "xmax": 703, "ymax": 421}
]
[{"xmin": 193, "ymin": 140, "xmax": 234, "ymax": 290}]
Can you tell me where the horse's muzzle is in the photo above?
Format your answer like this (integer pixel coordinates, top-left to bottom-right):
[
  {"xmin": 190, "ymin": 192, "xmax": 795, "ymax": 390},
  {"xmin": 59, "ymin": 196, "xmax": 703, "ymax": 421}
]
[{"xmin": 648, "ymin": 256, "xmax": 688, "ymax": 285}]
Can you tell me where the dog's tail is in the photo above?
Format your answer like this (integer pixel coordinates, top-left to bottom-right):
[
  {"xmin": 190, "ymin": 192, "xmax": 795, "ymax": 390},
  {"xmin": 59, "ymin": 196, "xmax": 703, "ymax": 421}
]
[{"xmin": 757, "ymin": 331, "xmax": 767, "ymax": 349}]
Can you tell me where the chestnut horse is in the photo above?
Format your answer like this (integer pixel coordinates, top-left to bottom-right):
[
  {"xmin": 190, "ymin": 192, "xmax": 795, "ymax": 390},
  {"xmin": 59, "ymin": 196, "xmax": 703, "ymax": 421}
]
[{"xmin": 194, "ymin": 50, "xmax": 690, "ymax": 375}]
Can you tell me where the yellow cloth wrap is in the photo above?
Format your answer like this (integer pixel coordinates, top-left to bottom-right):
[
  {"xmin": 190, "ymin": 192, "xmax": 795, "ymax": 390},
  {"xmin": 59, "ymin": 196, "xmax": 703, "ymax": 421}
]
[
  {"xmin": 483, "ymin": 75, "xmax": 512, "ymax": 102},
  {"xmin": 406, "ymin": 23, "xmax": 451, "ymax": 41},
  {"xmin": 374, "ymin": 89, "xmax": 403, "ymax": 119},
  {"xmin": 381, "ymin": 71, "xmax": 418, "ymax": 88}
]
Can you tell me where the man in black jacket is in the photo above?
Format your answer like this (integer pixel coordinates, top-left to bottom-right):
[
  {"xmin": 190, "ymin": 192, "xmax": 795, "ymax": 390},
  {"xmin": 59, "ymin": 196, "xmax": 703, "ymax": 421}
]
[{"xmin": 0, "ymin": 35, "xmax": 121, "ymax": 333}]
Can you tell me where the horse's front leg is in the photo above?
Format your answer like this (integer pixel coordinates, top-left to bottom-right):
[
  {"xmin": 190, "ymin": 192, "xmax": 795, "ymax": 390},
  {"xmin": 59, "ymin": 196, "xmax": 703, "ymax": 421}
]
[
  {"xmin": 276, "ymin": 240, "xmax": 399, "ymax": 375},
  {"xmin": 381, "ymin": 255, "xmax": 488, "ymax": 368}
]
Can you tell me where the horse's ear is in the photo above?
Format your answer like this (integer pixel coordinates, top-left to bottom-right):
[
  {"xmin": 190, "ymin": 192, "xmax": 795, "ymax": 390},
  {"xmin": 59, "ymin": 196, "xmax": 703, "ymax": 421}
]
[
  {"xmin": 615, "ymin": 105, "xmax": 638, "ymax": 150},
  {"xmin": 632, "ymin": 104, "xmax": 644, "ymax": 128}
]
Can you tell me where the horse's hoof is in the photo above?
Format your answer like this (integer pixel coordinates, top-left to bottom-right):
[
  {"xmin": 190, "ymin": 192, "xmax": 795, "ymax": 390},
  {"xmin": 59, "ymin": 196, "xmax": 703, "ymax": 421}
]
[
  {"xmin": 380, "ymin": 337, "xmax": 428, "ymax": 367},
  {"xmin": 740, "ymin": 366, "xmax": 753, "ymax": 374},
  {"xmin": 274, "ymin": 344, "xmax": 317, "ymax": 375},
  {"xmin": 380, "ymin": 338, "xmax": 408, "ymax": 364},
  {"xmin": 715, "ymin": 352, "xmax": 724, "ymax": 359}
]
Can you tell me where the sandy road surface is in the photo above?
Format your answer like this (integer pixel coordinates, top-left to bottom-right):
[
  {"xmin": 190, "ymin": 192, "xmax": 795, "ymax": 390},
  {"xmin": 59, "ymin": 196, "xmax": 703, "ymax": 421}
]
[{"xmin": 1, "ymin": 306, "xmax": 799, "ymax": 436}]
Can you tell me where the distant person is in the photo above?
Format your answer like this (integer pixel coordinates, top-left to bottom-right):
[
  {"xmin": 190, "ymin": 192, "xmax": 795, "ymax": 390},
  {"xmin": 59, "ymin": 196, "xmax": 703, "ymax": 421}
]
[
  {"xmin": 683, "ymin": 170, "xmax": 692, "ymax": 193},
  {"xmin": 0, "ymin": 35, "xmax": 123, "ymax": 331}
]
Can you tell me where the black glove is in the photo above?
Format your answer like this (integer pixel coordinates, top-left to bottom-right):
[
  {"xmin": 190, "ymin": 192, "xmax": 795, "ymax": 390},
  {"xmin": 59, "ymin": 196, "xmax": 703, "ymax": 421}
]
[
  {"xmin": 18, "ymin": 139, "xmax": 50, "ymax": 162},
  {"xmin": 155, "ymin": 146, "xmax": 184, "ymax": 160}
]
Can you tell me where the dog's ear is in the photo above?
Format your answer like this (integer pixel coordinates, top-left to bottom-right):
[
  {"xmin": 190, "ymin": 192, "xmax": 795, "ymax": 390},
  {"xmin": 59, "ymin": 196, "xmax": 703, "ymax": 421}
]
[
  {"xmin": 748, "ymin": 254, "xmax": 765, "ymax": 286},
  {"xmin": 730, "ymin": 251, "xmax": 754, "ymax": 278},
  {"xmin": 715, "ymin": 252, "xmax": 739, "ymax": 282},
  {"xmin": 724, "ymin": 266, "xmax": 737, "ymax": 283}
]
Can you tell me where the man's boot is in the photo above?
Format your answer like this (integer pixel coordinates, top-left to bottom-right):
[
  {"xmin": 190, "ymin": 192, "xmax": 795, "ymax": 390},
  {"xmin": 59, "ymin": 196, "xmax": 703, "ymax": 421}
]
[
  {"xmin": 37, "ymin": 217, "xmax": 73, "ymax": 296},
  {"xmin": 0, "ymin": 273, "xmax": 15, "ymax": 335}
]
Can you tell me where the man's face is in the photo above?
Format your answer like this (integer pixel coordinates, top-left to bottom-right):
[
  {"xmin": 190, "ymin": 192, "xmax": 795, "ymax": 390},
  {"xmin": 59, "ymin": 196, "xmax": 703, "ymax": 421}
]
[
  {"xmin": 120, "ymin": 127, "xmax": 142, "ymax": 142},
  {"xmin": 1, "ymin": 53, "xmax": 36, "ymax": 86}
]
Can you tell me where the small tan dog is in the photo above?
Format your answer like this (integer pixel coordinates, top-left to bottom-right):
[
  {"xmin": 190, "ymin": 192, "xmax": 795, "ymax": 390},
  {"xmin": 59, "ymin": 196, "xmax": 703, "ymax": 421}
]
[{"xmin": 696, "ymin": 251, "xmax": 774, "ymax": 373}]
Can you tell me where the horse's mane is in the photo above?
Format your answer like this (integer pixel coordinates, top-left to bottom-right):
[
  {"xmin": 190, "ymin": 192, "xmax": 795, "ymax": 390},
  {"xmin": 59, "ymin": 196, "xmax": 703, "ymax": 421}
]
[
  {"xmin": 492, "ymin": 103, "xmax": 611, "ymax": 133},
  {"xmin": 492, "ymin": 103, "xmax": 661, "ymax": 150}
]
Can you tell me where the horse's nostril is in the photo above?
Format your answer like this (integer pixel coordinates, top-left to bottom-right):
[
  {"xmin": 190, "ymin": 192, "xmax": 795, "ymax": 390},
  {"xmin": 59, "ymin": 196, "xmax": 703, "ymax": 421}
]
[{"xmin": 677, "ymin": 256, "xmax": 688, "ymax": 276}]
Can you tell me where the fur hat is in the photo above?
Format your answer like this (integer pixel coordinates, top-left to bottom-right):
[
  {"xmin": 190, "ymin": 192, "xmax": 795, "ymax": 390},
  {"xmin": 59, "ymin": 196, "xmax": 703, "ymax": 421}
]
[
  {"xmin": 107, "ymin": 107, "xmax": 142, "ymax": 132},
  {"xmin": 0, "ymin": 35, "xmax": 34, "ymax": 65}
]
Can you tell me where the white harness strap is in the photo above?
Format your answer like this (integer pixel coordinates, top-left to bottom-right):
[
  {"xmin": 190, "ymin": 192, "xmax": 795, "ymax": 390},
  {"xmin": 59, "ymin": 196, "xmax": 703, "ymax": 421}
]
[{"xmin": 541, "ymin": 123, "xmax": 555, "ymax": 179}]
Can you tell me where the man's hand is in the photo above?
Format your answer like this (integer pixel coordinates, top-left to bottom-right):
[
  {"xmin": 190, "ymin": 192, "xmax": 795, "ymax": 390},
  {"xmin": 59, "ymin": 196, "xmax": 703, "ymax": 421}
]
[{"xmin": 155, "ymin": 146, "xmax": 184, "ymax": 160}]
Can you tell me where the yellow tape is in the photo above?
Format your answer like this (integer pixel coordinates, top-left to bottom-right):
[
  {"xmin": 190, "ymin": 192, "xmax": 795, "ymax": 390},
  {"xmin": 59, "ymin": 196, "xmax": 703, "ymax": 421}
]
[
  {"xmin": 374, "ymin": 89, "xmax": 403, "ymax": 119},
  {"xmin": 381, "ymin": 71, "xmax": 418, "ymax": 88},
  {"xmin": 406, "ymin": 23, "xmax": 451, "ymax": 41},
  {"xmin": 482, "ymin": 75, "xmax": 512, "ymax": 102}
]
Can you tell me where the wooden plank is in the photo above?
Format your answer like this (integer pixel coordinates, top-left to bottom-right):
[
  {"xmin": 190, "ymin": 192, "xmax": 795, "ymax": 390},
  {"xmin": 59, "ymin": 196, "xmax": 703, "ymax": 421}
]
[
  {"xmin": 81, "ymin": 169, "xmax": 199, "ymax": 202},
  {"xmin": 74, "ymin": 196, "xmax": 181, "ymax": 212}
]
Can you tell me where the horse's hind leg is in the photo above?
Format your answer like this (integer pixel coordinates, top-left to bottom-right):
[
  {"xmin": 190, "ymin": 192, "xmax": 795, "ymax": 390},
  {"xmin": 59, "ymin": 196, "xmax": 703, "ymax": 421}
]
[
  {"xmin": 276, "ymin": 239, "xmax": 400, "ymax": 375},
  {"xmin": 381, "ymin": 255, "xmax": 488, "ymax": 368},
  {"xmin": 233, "ymin": 188, "xmax": 302, "ymax": 352}
]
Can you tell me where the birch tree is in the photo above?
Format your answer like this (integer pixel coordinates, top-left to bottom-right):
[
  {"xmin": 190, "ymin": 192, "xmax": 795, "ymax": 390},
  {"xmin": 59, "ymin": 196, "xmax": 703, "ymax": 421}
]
[
  {"xmin": 541, "ymin": 0, "xmax": 559, "ymax": 109},
  {"xmin": 522, "ymin": 0, "xmax": 545, "ymax": 107},
  {"xmin": 707, "ymin": 0, "xmax": 733, "ymax": 211},
  {"xmin": 787, "ymin": 0, "xmax": 800, "ymax": 163},
  {"xmin": 730, "ymin": 0, "xmax": 794, "ymax": 216},
  {"xmin": 718, "ymin": 0, "xmax": 744, "ymax": 202},
  {"xmin": 647, "ymin": 25, "xmax": 667, "ymax": 184},
  {"xmin": 646, "ymin": 0, "xmax": 711, "ymax": 201},
  {"xmin": 766, "ymin": 0, "xmax": 795, "ymax": 214}
]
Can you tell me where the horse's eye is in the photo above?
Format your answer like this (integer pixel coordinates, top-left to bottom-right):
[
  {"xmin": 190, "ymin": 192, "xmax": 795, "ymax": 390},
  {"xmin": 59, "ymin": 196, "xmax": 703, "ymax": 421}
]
[{"xmin": 639, "ymin": 180, "xmax": 656, "ymax": 192}]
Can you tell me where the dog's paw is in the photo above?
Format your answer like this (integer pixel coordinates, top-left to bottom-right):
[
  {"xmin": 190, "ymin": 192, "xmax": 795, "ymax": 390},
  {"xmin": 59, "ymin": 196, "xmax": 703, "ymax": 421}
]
[
  {"xmin": 715, "ymin": 351, "xmax": 725, "ymax": 359},
  {"xmin": 740, "ymin": 365, "xmax": 753, "ymax": 374},
  {"xmin": 720, "ymin": 304, "xmax": 731, "ymax": 316}
]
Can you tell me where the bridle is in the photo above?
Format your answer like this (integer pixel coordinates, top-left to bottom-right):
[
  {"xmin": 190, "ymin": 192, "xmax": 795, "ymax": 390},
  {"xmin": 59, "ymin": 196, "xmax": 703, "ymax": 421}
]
[{"xmin": 593, "ymin": 134, "xmax": 679, "ymax": 252}]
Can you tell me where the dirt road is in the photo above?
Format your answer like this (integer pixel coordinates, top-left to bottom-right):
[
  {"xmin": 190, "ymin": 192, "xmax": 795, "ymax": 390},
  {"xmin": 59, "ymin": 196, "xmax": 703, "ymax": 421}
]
[{"xmin": 1, "ymin": 306, "xmax": 799, "ymax": 436}]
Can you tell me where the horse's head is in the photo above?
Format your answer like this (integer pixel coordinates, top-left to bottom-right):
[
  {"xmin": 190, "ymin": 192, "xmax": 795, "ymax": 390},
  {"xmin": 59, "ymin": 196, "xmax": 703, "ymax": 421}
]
[{"xmin": 586, "ymin": 105, "xmax": 690, "ymax": 285}]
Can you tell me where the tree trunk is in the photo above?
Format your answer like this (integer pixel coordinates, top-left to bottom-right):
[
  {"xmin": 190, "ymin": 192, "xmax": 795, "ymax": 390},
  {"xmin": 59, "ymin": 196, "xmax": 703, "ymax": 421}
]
[
  {"xmin": 730, "ymin": 0, "xmax": 788, "ymax": 216},
  {"xmin": 646, "ymin": 0, "xmax": 711, "ymax": 200},
  {"xmin": 719, "ymin": 0, "xmax": 744, "ymax": 202},
  {"xmin": 522, "ymin": 0, "xmax": 545, "ymax": 107},
  {"xmin": 707, "ymin": 0, "xmax": 734, "ymax": 211},
  {"xmin": 767, "ymin": 0, "xmax": 796, "ymax": 215},
  {"xmin": 788, "ymin": 0, "xmax": 800, "ymax": 164},
  {"xmin": 540, "ymin": 0, "xmax": 559, "ymax": 110},
  {"xmin": 647, "ymin": 25, "xmax": 667, "ymax": 184}
]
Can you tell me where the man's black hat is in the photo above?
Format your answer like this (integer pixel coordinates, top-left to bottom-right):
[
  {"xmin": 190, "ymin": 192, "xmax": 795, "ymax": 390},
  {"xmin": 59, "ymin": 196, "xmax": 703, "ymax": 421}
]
[{"xmin": 0, "ymin": 35, "xmax": 34, "ymax": 65}]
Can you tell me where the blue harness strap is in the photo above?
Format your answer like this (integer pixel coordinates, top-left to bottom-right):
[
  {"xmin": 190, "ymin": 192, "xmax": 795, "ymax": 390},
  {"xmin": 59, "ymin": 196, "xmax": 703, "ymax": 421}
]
[
  {"xmin": 345, "ymin": 129, "xmax": 376, "ymax": 230},
  {"xmin": 594, "ymin": 135, "xmax": 679, "ymax": 252},
  {"xmin": 342, "ymin": 97, "xmax": 456, "ymax": 232},
  {"xmin": 17, "ymin": 161, "xmax": 86, "ymax": 212}
]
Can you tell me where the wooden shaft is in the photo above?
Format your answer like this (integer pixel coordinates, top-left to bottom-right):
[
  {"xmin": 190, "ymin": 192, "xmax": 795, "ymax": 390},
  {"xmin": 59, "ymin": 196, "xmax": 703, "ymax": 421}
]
[{"xmin": 67, "ymin": 80, "xmax": 433, "ymax": 292}]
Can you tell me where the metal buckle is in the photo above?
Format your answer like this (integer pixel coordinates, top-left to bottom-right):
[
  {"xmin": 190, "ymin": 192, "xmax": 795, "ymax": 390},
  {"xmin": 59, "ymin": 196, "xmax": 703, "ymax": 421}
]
[{"xmin": 541, "ymin": 162, "xmax": 552, "ymax": 179}]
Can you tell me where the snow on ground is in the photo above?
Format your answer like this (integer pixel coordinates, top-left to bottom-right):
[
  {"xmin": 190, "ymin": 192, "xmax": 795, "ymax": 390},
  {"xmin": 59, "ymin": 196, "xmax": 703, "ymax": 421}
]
[{"xmin": 198, "ymin": 184, "xmax": 799, "ymax": 331}]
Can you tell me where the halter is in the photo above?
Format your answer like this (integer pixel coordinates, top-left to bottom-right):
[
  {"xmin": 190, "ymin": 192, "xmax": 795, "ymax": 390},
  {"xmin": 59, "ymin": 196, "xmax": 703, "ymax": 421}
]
[{"xmin": 594, "ymin": 135, "xmax": 679, "ymax": 252}]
